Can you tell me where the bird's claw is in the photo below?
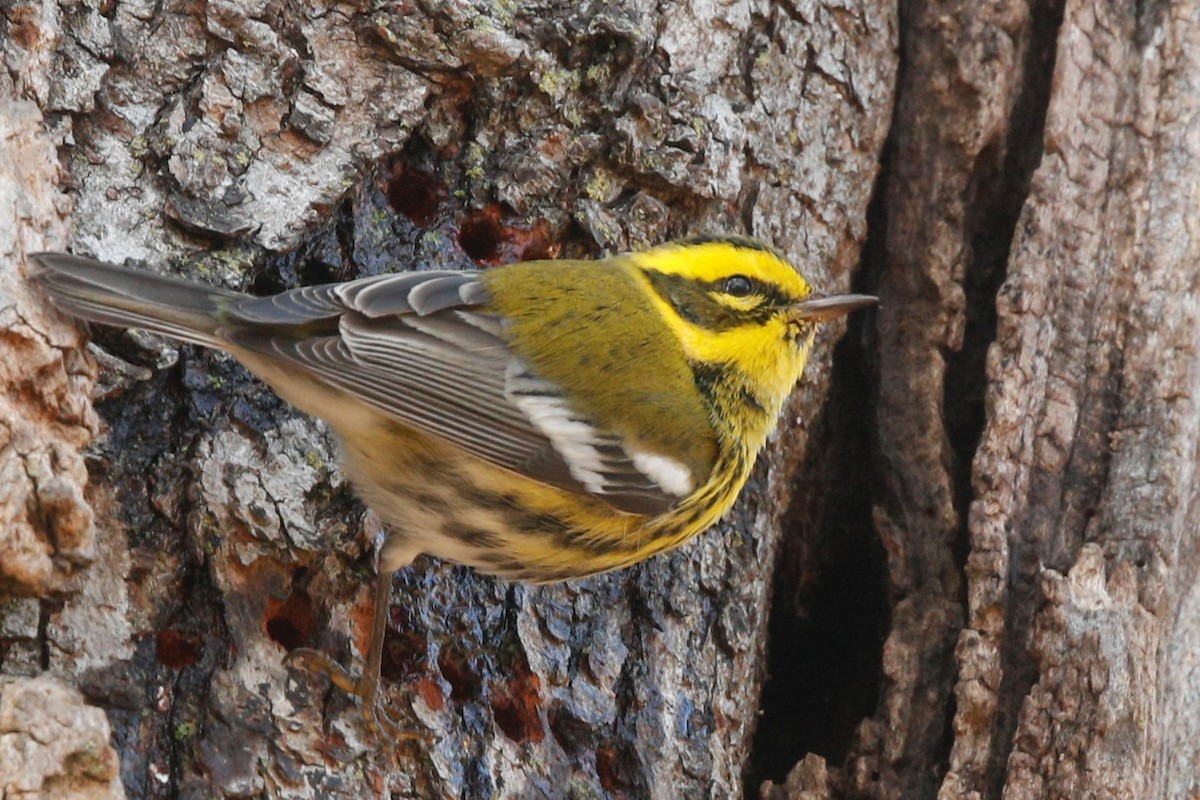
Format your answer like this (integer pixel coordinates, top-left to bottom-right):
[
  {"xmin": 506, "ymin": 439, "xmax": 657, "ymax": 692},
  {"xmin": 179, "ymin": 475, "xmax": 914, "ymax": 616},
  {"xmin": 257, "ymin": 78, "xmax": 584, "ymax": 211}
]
[
  {"xmin": 284, "ymin": 648, "xmax": 359, "ymax": 693},
  {"xmin": 284, "ymin": 647, "xmax": 426, "ymax": 741}
]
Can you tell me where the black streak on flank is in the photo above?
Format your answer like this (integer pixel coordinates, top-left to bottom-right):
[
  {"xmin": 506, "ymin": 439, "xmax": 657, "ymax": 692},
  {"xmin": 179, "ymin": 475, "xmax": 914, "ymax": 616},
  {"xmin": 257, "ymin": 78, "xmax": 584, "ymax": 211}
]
[
  {"xmin": 455, "ymin": 526, "xmax": 501, "ymax": 550},
  {"xmin": 691, "ymin": 360, "xmax": 769, "ymax": 422},
  {"xmin": 690, "ymin": 360, "xmax": 735, "ymax": 405},
  {"xmin": 738, "ymin": 384, "xmax": 767, "ymax": 417},
  {"xmin": 513, "ymin": 511, "xmax": 573, "ymax": 537}
]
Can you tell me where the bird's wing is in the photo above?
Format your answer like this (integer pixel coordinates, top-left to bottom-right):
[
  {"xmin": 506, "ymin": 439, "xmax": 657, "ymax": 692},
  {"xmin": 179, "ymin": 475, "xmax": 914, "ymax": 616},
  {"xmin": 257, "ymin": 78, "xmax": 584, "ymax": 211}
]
[{"xmin": 222, "ymin": 270, "xmax": 689, "ymax": 515}]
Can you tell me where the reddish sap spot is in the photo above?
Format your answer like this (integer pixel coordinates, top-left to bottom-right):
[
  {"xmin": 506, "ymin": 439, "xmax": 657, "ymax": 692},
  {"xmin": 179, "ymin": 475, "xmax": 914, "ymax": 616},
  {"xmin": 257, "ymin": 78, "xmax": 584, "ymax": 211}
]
[
  {"xmin": 155, "ymin": 628, "xmax": 202, "ymax": 669},
  {"xmin": 313, "ymin": 729, "xmax": 351, "ymax": 761},
  {"xmin": 713, "ymin": 705, "xmax": 727, "ymax": 730},
  {"xmin": 504, "ymin": 219, "xmax": 558, "ymax": 262},
  {"xmin": 596, "ymin": 745, "xmax": 623, "ymax": 793},
  {"xmin": 346, "ymin": 593, "xmax": 377, "ymax": 656},
  {"xmin": 457, "ymin": 207, "xmax": 561, "ymax": 266},
  {"xmin": 414, "ymin": 677, "xmax": 445, "ymax": 712}
]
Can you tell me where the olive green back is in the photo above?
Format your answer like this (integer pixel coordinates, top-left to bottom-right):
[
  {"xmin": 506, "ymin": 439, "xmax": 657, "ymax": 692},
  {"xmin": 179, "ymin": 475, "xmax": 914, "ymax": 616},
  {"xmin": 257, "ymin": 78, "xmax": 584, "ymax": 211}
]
[{"xmin": 482, "ymin": 258, "xmax": 718, "ymax": 482}]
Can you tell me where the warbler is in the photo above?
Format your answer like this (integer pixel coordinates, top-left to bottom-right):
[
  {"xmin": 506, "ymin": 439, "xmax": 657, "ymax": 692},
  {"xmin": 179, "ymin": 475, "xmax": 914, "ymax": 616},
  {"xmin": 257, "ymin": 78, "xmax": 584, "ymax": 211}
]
[{"xmin": 30, "ymin": 235, "xmax": 874, "ymax": 737}]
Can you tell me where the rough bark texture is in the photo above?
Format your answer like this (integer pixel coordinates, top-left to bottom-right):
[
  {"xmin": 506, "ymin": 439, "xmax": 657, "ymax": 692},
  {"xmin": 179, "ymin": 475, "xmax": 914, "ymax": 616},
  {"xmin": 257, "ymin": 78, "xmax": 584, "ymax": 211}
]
[
  {"xmin": 0, "ymin": 675, "xmax": 124, "ymax": 799},
  {"xmin": 950, "ymin": 1, "xmax": 1200, "ymax": 796},
  {"xmin": 0, "ymin": 2, "xmax": 894, "ymax": 799},
  {"xmin": 10, "ymin": 0, "xmax": 1199, "ymax": 798},
  {"xmin": 823, "ymin": 0, "xmax": 1200, "ymax": 797},
  {"xmin": 0, "ymin": 100, "xmax": 98, "ymax": 600}
]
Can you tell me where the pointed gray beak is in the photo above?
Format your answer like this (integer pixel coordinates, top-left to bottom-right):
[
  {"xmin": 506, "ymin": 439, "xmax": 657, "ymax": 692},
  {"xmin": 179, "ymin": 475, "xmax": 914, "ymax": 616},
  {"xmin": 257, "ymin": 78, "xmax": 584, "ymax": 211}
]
[{"xmin": 788, "ymin": 293, "xmax": 878, "ymax": 322}]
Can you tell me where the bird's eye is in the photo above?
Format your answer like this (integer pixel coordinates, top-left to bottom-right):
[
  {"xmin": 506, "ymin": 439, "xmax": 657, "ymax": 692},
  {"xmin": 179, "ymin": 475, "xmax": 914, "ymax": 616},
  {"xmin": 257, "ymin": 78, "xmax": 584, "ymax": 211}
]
[{"xmin": 721, "ymin": 275, "xmax": 755, "ymax": 297}]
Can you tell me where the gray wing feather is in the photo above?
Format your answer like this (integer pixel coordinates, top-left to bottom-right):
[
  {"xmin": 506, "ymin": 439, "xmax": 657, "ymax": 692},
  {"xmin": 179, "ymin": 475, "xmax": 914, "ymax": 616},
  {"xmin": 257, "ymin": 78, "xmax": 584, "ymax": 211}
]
[
  {"xmin": 335, "ymin": 271, "xmax": 484, "ymax": 317},
  {"xmin": 405, "ymin": 275, "xmax": 486, "ymax": 315},
  {"xmin": 226, "ymin": 271, "xmax": 483, "ymax": 324}
]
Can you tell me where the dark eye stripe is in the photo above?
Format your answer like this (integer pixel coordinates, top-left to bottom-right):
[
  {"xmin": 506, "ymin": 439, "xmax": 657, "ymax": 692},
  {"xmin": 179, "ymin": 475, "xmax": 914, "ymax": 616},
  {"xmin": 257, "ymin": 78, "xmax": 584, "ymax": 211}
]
[
  {"xmin": 642, "ymin": 270, "xmax": 742, "ymax": 330},
  {"xmin": 642, "ymin": 270, "xmax": 792, "ymax": 331}
]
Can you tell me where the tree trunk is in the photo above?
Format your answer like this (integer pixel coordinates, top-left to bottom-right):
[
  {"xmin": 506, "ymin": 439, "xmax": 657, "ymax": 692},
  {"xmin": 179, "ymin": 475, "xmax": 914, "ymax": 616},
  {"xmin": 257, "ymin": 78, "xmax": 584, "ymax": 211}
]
[
  {"xmin": 764, "ymin": 0, "xmax": 1200, "ymax": 798},
  {"xmin": 0, "ymin": 1, "xmax": 892, "ymax": 798},
  {"xmin": 5, "ymin": 0, "xmax": 1198, "ymax": 799}
]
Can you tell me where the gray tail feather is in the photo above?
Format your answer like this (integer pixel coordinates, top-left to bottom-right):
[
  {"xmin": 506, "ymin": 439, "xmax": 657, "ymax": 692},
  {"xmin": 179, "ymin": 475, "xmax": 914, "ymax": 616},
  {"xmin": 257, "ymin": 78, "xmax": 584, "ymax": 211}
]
[{"xmin": 29, "ymin": 253, "xmax": 247, "ymax": 348}]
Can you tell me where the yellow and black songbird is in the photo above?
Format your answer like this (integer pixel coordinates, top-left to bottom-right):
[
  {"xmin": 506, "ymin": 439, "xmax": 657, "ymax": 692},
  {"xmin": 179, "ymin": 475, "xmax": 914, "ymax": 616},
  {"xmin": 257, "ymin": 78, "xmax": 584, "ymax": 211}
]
[{"xmin": 30, "ymin": 235, "xmax": 875, "ymax": 736}]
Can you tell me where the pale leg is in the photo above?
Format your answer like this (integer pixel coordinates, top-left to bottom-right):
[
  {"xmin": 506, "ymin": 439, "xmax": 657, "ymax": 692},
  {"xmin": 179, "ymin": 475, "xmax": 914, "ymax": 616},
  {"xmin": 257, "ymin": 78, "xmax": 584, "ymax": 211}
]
[{"xmin": 285, "ymin": 564, "xmax": 422, "ymax": 740}]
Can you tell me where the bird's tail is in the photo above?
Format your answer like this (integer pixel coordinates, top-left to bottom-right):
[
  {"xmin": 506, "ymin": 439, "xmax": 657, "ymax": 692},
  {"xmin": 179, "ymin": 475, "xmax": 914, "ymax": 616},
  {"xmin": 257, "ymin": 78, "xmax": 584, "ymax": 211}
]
[{"xmin": 29, "ymin": 253, "xmax": 246, "ymax": 348}]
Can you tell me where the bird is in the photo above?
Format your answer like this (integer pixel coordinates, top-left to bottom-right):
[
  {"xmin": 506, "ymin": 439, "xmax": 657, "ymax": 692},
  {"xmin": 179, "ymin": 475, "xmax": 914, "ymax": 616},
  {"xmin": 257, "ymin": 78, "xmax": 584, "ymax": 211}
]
[{"xmin": 30, "ymin": 235, "xmax": 876, "ymax": 737}]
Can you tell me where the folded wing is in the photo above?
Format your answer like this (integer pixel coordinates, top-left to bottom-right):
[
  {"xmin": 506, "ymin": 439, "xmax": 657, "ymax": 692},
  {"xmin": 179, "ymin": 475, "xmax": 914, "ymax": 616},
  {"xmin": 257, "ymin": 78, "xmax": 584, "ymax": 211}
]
[{"xmin": 222, "ymin": 270, "xmax": 689, "ymax": 515}]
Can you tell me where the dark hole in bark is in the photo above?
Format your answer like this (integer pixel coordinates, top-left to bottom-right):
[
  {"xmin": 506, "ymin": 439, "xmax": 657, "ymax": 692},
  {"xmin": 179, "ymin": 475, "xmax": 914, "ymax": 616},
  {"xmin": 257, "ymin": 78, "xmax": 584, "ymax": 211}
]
[
  {"xmin": 437, "ymin": 644, "xmax": 483, "ymax": 702},
  {"xmin": 264, "ymin": 588, "xmax": 316, "ymax": 651},
  {"xmin": 386, "ymin": 163, "xmax": 443, "ymax": 227},
  {"xmin": 380, "ymin": 629, "xmax": 428, "ymax": 682},
  {"xmin": 458, "ymin": 207, "xmax": 505, "ymax": 263},
  {"xmin": 749, "ymin": 524, "xmax": 887, "ymax": 783},
  {"xmin": 489, "ymin": 665, "xmax": 545, "ymax": 743}
]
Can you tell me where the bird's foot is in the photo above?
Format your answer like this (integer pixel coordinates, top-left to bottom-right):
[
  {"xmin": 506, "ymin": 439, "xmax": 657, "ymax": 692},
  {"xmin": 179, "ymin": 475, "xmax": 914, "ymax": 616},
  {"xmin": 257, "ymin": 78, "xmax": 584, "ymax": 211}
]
[{"xmin": 284, "ymin": 647, "xmax": 425, "ymax": 741}]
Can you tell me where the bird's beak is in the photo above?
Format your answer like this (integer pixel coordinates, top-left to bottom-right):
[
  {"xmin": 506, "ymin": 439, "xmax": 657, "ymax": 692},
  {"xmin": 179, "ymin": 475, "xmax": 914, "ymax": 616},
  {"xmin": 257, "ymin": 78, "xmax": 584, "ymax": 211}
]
[{"xmin": 788, "ymin": 293, "xmax": 878, "ymax": 322}]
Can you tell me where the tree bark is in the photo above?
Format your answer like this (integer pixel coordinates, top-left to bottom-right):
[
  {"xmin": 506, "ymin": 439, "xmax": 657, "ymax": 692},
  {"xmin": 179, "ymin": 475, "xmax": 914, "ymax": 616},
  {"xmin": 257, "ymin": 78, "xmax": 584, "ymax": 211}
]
[
  {"xmin": 1, "ymin": 2, "xmax": 893, "ymax": 799},
  {"xmin": 9, "ymin": 0, "xmax": 1198, "ymax": 798},
  {"xmin": 779, "ymin": 0, "xmax": 1200, "ymax": 798}
]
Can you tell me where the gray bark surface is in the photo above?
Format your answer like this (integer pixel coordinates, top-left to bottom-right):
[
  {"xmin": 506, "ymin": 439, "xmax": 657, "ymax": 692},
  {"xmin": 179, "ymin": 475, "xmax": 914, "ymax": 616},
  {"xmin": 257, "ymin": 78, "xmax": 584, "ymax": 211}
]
[{"xmin": 1, "ymin": 2, "xmax": 893, "ymax": 799}]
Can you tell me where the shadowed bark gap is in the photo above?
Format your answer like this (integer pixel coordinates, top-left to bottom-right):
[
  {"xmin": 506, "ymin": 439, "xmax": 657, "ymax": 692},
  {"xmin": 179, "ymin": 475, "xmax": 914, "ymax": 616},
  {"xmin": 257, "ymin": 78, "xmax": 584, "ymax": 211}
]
[
  {"xmin": 747, "ymin": 250, "xmax": 886, "ymax": 791},
  {"xmin": 438, "ymin": 643, "xmax": 484, "ymax": 702},
  {"xmin": 950, "ymin": 1, "xmax": 1068, "ymax": 793},
  {"xmin": 947, "ymin": 0, "xmax": 1066, "ymax": 534}
]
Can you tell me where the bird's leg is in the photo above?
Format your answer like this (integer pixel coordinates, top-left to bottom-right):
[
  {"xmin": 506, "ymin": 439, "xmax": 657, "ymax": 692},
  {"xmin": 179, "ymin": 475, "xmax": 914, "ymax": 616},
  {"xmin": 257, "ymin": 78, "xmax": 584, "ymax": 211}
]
[{"xmin": 285, "ymin": 567, "xmax": 422, "ymax": 740}]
